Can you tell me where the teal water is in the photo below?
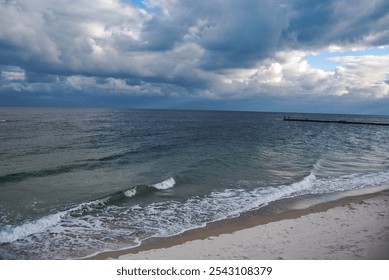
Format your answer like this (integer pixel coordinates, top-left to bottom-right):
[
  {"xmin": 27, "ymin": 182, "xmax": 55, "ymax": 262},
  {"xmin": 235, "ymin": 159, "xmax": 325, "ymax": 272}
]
[{"xmin": 0, "ymin": 107, "xmax": 388, "ymax": 259}]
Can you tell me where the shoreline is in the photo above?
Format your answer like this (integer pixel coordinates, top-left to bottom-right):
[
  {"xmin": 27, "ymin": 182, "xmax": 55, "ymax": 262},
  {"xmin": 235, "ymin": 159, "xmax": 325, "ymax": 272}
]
[{"xmin": 89, "ymin": 186, "xmax": 389, "ymax": 260}]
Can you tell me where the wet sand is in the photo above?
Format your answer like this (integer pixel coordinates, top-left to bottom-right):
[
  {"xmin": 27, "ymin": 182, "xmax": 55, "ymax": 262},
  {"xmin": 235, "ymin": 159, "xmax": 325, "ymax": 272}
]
[{"xmin": 91, "ymin": 188, "xmax": 389, "ymax": 260}]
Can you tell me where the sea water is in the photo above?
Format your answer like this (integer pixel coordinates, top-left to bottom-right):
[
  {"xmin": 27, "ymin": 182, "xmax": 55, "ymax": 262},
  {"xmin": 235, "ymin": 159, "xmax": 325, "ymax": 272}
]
[{"xmin": 0, "ymin": 107, "xmax": 388, "ymax": 259}]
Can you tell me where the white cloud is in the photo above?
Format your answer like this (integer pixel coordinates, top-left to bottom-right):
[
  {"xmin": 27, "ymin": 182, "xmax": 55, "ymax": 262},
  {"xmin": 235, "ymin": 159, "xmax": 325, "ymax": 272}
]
[
  {"xmin": 1, "ymin": 67, "xmax": 26, "ymax": 81},
  {"xmin": 66, "ymin": 76, "xmax": 97, "ymax": 90},
  {"xmin": 210, "ymin": 51, "xmax": 331, "ymax": 97},
  {"xmin": 204, "ymin": 50, "xmax": 389, "ymax": 100},
  {"xmin": 330, "ymin": 55, "xmax": 389, "ymax": 97},
  {"xmin": 0, "ymin": 0, "xmax": 148, "ymax": 70}
]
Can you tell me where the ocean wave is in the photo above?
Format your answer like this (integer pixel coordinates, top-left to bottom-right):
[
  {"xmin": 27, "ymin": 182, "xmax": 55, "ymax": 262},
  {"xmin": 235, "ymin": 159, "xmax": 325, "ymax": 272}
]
[
  {"xmin": 123, "ymin": 177, "xmax": 176, "ymax": 197},
  {"xmin": 274, "ymin": 172, "xmax": 316, "ymax": 198},
  {"xmin": 96, "ymin": 177, "xmax": 177, "ymax": 202},
  {"xmin": 2, "ymin": 171, "xmax": 389, "ymax": 258},
  {"xmin": 151, "ymin": 177, "xmax": 176, "ymax": 190},
  {"xmin": 96, "ymin": 149, "xmax": 140, "ymax": 162},
  {"xmin": 0, "ymin": 177, "xmax": 177, "ymax": 245},
  {"xmin": 0, "ymin": 212, "xmax": 65, "ymax": 244},
  {"xmin": 0, "ymin": 197, "xmax": 108, "ymax": 244},
  {"xmin": 307, "ymin": 170, "xmax": 389, "ymax": 195},
  {"xmin": 124, "ymin": 189, "xmax": 137, "ymax": 198},
  {"xmin": 0, "ymin": 163, "xmax": 90, "ymax": 183}
]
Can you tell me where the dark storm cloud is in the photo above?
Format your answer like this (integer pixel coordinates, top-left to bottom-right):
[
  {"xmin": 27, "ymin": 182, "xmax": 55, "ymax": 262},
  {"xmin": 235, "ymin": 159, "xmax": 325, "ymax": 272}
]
[
  {"xmin": 147, "ymin": 0, "xmax": 288, "ymax": 69},
  {"xmin": 1, "ymin": 0, "xmax": 387, "ymax": 75},
  {"xmin": 0, "ymin": 0, "xmax": 147, "ymax": 75},
  {"xmin": 284, "ymin": 0, "xmax": 389, "ymax": 48},
  {"xmin": 0, "ymin": 0, "xmax": 388, "ymax": 112}
]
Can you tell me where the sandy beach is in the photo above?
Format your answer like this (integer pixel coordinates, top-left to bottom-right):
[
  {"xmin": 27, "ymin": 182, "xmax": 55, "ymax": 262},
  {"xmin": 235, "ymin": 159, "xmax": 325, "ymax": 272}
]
[{"xmin": 97, "ymin": 189, "xmax": 389, "ymax": 260}]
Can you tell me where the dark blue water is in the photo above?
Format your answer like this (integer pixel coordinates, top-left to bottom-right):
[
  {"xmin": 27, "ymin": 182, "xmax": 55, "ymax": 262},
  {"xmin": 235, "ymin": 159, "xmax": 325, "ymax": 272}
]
[{"xmin": 0, "ymin": 107, "xmax": 389, "ymax": 259}]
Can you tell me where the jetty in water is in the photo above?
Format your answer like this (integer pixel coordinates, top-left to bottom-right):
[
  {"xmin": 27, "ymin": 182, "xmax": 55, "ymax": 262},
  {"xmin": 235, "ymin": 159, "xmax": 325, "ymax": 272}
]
[{"xmin": 283, "ymin": 116, "xmax": 389, "ymax": 126}]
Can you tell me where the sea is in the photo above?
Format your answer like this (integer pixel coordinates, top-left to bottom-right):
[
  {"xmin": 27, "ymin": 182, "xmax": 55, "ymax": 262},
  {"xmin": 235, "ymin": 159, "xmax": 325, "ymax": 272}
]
[{"xmin": 0, "ymin": 107, "xmax": 388, "ymax": 259}]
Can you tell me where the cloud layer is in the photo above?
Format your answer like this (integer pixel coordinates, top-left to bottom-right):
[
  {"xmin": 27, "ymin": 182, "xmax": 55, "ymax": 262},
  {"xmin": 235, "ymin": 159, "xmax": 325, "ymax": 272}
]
[{"xmin": 1, "ymin": 0, "xmax": 388, "ymax": 112}]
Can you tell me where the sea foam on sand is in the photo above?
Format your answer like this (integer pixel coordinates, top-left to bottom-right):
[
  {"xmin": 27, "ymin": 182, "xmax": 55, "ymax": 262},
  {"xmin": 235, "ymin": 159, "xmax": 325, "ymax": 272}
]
[{"xmin": 118, "ymin": 193, "xmax": 389, "ymax": 260}]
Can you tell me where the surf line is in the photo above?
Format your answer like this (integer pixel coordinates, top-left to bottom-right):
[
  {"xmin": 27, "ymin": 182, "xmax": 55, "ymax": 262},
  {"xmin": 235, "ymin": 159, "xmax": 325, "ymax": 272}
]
[{"xmin": 283, "ymin": 116, "xmax": 389, "ymax": 126}]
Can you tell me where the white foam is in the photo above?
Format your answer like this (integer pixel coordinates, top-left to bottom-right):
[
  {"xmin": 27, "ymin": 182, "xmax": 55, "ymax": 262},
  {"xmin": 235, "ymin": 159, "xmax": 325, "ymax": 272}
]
[
  {"xmin": 306, "ymin": 170, "xmax": 389, "ymax": 195},
  {"xmin": 152, "ymin": 177, "xmax": 176, "ymax": 190},
  {"xmin": 4, "ymin": 170, "xmax": 389, "ymax": 259},
  {"xmin": 277, "ymin": 172, "xmax": 316, "ymax": 198},
  {"xmin": 124, "ymin": 188, "xmax": 137, "ymax": 198},
  {"xmin": 0, "ymin": 212, "xmax": 65, "ymax": 244},
  {"xmin": 0, "ymin": 198, "xmax": 107, "ymax": 244},
  {"xmin": 124, "ymin": 174, "xmax": 319, "ymax": 241}
]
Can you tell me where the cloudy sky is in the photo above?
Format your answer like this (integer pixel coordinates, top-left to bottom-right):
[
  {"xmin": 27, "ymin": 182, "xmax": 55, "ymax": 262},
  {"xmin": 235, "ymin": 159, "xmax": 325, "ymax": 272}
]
[{"xmin": 1, "ymin": 0, "xmax": 389, "ymax": 113}]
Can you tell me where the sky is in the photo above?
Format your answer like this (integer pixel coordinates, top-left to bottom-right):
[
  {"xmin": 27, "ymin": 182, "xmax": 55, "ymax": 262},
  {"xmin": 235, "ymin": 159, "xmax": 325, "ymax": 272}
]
[{"xmin": 1, "ymin": 0, "xmax": 389, "ymax": 114}]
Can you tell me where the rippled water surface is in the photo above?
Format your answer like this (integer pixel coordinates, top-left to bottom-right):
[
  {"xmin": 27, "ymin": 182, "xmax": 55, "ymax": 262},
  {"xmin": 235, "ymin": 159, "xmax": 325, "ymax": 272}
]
[{"xmin": 0, "ymin": 107, "xmax": 388, "ymax": 259}]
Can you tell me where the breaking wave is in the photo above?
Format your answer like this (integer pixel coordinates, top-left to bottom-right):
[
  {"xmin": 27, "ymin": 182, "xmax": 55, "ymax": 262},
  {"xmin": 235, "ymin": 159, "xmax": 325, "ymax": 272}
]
[
  {"xmin": 1, "ymin": 170, "xmax": 389, "ymax": 258},
  {"xmin": 151, "ymin": 177, "xmax": 176, "ymax": 190},
  {"xmin": 0, "ymin": 177, "xmax": 177, "ymax": 245}
]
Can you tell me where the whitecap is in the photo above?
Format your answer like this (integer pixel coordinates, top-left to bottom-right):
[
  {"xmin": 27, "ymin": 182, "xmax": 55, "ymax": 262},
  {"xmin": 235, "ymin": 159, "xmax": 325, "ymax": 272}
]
[
  {"xmin": 124, "ymin": 188, "xmax": 137, "ymax": 198},
  {"xmin": 0, "ymin": 212, "xmax": 65, "ymax": 244},
  {"xmin": 152, "ymin": 177, "xmax": 176, "ymax": 190}
]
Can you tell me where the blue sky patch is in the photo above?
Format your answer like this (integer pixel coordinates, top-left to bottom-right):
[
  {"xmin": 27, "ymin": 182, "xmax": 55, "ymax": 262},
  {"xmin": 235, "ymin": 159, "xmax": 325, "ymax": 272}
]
[{"xmin": 306, "ymin": 47, "xmax": 389, "ymax": 71}]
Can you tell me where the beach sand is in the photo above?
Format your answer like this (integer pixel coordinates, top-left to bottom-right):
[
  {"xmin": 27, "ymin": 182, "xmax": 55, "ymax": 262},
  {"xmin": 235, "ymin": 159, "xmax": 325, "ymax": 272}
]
[{"xmin": 94, "ymin": 189, "xmax": 389, "ymax": 260}]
